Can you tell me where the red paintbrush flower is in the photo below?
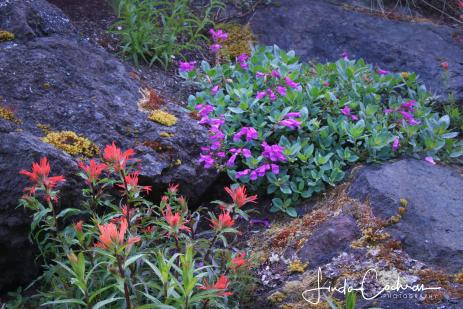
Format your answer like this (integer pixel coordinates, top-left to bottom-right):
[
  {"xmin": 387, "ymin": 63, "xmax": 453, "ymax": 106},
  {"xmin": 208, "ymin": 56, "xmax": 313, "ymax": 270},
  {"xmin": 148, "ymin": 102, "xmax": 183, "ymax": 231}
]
[
  {"xmin": 95, "ymin": 218, "xmax": 140, "ymax": 250},
  {"xmin": 78, "ymin": 159, "xmax": 107, "ymax": 184},
  {"xmin": 162, "ymin": 205, "xmax": 191, "ymax": 234},
  {"xmin": 230, "ymin": 251, "xmax": 247, "ymax": 270},
  {"xmin": 74, "ymin": 220, "xmax": 84, "ymax": 233},
  {"xmin": 200, "ymin": 275, "xmax": 233, "ymax": 296},
  {"xmin": 168, "ymin": 183, "xmax": 179, "ymax": 194},
  {"xmin": 103, "ymin": 142, "xmax": 135, "ymax": 172},
  {"xmin": 119, "ymin": 171, "xmax": 152, "ymax": 193},
  {"xmin": 224, "ymin": 185, "xmax": 257, "ymax": 208},
  {"xmin": 210, "ymin": 211, "xmax": 235, "ymax": 231},
  {"xmin": 20, "ymin": 157, "xmax": 65, "ymax": 192}
]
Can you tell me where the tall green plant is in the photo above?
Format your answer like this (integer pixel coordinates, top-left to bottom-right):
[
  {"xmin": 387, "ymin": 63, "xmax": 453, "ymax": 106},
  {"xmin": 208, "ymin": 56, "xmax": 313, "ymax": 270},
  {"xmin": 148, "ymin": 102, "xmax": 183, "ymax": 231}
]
[{"xmin": 110, "ymin": 0, "xmax": 224, "ymax": 68}]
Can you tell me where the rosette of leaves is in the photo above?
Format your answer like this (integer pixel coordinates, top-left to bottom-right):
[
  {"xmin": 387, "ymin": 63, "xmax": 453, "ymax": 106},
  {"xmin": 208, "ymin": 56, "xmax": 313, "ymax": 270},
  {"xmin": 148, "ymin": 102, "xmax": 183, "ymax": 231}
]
[{"xmin": 182, "ymin": 45, "xmax": 463, "ymax": 216}]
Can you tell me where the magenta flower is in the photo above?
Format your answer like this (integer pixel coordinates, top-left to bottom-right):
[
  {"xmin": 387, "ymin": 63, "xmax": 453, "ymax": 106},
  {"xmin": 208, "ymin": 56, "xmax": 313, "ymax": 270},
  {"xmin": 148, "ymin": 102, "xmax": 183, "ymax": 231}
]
[
  {"xmin": 341, "ymin": 51, "xmax": 349, "ymax": 60},
  {"xmin": 401, "ymin": 100, "xmax": 416, "ymax": 112},
  {"xmin": 208, "ymin": 118, "xmax": 225, "ymax": 128},
  {"xmin": 377, "ymin": 68, "xmax": 390, "ymax": 75},
  {"xmin": 384, "ymin": 108, "xmax": 394, "ymax": 115},
  {"xmin": 285, "ymin": 77, "xmax": 300, "ymax": 90},
  {"xmin": 211, "ymin": 85, "xmax": 220, "ymax": 95},
  {"xmin": 399, "ymin": 110, "xmax": 421, "ymax": 126},
  {"xmin": 209, "ymin": 28, "xmax": 228, "ymax": 42},
  {"xmin": 271, "ymin": 70, "xmax": 281, "ymax": 78},
  {"xmin": 285, "ymin": 112, "xmax": 301, "ymax": 118},
  {"xmin": 233, "ymin": 127, "xmax": 258, "ymax": 142},
  {"xmin": 199, "ymin": 154, "xmax": 215, "ymax": 168},
  {"xmin": 256, "ymin": 72, "xmax": 266, "ymax": 78},
  {"xmin": 267, "ymin": 89, "xmax": 277, "ymax": 101},
  {"xmin": 217, "ymin": 152, "xmax": 225, "ymax": 158},
  {"xmin": 341, "ymin": 106, "xmax": 358, "ymax": 121},
  {"xmin": 424, "ymin": 156, "xmax": 436, "ymax": 165},
  {"xmin": 392, "ymin": 137, "xmax": 400, "ymax": 151},
  {"xmin": 196, "ymin": 104, "xmax": 214, "ymax": 117},
  {"xmin": 237, "ymin": 53, "xmax": 249, "ymax": 70},
  {"xmin": 270, "ymin": 164, "xmax": 279, "ymax": 174},
  {"xmin": 262, "ymin": 142, "xmax": 286, "ymax": 162},
  {"xmin": 279, "ymin": 118, "xmax": 301, "ymax": 129},
  {"xmin": 179, "ymin": 60, "xmax": 196, "ymax": 72},
  {"xmin": 256, "ymin": 91, "xmax": 266, "ymax": 100},
  {"xmin": 250, "ymin": 218, "xmax": 271, "ymax": 229},
  {"xmin": 227, "ymin": 154, "xmax": 238, "ymax": 167},
  {"xmin": 276, "ymin": 86, "xmax": 287, "ymax": 97},
  {"xmin": 236, "ymin": 169, "xmax": 250, "ymax": 179},
  {"xmin": 341, "ymin": 106, "xmax": 351, "ymax": 116},
  {"xmin": 210, "ymin": 44, "xmax": 221, "ymax": 53},
  {"xmin": 209, "ymin": 127, "xmax": 225, "ymax": 141}
]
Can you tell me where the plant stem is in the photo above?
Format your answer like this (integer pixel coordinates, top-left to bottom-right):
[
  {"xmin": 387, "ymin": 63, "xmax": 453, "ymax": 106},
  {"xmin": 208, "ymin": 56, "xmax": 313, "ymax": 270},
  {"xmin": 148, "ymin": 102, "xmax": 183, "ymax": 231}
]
[
  {"xmin": 116, "ymin": 254, "xmax": 132, "ymax": 309},
  {"xmin": 203, "ymin": 233, "xmax": 218, "ymax": 261}
]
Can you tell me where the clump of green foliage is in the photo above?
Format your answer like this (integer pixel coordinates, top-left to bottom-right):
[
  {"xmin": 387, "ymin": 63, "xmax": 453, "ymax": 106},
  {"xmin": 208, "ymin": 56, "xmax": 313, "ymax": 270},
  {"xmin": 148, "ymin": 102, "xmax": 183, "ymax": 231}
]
[
  {"xmin": 182, "ymin": 45, "xmax": 463, "ymax": 216},
  {"xmin": 110, "ymin": 0, "xmax": 224, "ymax": 68}
]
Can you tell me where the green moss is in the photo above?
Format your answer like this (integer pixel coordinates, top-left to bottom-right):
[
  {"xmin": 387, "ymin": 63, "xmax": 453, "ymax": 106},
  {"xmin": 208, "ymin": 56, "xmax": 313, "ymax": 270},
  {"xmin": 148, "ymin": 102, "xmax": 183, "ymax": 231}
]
[
  {"xmin": 149, "ymin": 110, "xmax": 177, "ymax": 126},
  {"xmin": 267, "ymin": 291, "xmax": 286, "ymax": 304},
  {"xmin": 0, "ymin": 30, "xmax": 15, "ymax": 42},
  {"xmin": 217, "ymin": 23, "xmax": 255, "ymax": 61},
  {"xmin": 42, "ymin": 131, "xmax": 99, "ymax": 157}
]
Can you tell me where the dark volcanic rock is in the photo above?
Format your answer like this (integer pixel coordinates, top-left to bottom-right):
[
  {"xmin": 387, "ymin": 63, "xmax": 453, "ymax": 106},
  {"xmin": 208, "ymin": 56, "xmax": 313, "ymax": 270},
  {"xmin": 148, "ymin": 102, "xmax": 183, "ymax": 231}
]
[
  {"xmin": 295, "ymin": 215, "xmax": 361, "ymax": 267},
  {"xmin": 349, "ymin": 159, "xmax": 463, "ymax": 273},
  {"xmin": 251, "ymin": 0, "xmax": 463, "ymax": 104},
  {"xmin": 0, "ymin": 0, "xmax": 217, "ymax": 291}
]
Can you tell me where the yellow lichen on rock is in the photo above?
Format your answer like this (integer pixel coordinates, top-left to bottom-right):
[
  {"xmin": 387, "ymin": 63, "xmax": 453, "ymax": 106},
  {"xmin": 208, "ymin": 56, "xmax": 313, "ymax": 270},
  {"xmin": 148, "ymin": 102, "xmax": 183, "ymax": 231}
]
[
  {"xmin": 42, "ymin": 131, "xmax": 99, "ymax": 157},
  {"xmin": 217, "ymin": 23, "xmax": 255, "ymax": 61},
  {"xmin": 0, "ymin": 106, "xmax": 20, "ymax": 124},
  {"xmin": 160, "ymin": 131, "xmax": 175, "ymax": 138},
  {"xmin": 0, "ymin": 30, "xmax": 15, "ymax": 42},
  {"xmin": 149, "ymin": 110, "xmax": 177, "ymax": 127},
  {"xmin": 288, "ymin": 260, "xmax": 307, "ymax": 273}
]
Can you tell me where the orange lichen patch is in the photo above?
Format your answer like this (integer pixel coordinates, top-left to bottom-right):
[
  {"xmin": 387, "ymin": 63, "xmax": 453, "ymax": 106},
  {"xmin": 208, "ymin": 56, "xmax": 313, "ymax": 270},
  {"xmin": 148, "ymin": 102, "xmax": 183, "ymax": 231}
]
[
  {"xmin": 143, "ymin": 140, "xmax": 173, "ymax": 153},
  {"xmin": 272, "ymin": 225, "xmax": 298, "ymax": 249},
  {"xmin": 0, "ymin": 105, "xmax": 21, "ymax": 124},
  {"xmin": 189, "ymin": 111, "xmax": 201, "ymax": 120},
  {"xmin": 138, "ymin": 87, "xmax": 165, "ymax": 111},
  {"xmin": 302, "ymin": 209, "xmax": 329, "ymax": 229},
  {"xmin": 455, "ymin": 272, "xmax": 463, "ymax": 284},
  {"xmin": 423, "ymin": 289, "xmax": 445, "ymax": 305},
  {"xmin": 418, "ymin": 269, "xmax": 451, "ymax": 286}
]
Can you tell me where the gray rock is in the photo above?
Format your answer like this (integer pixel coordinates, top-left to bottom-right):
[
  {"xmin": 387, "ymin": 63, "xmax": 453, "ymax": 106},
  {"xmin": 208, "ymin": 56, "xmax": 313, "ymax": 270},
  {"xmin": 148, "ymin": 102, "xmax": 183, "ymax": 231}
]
[
  {"xmin": 349, "ymin": 159, "xmax": 463, "ymax": 273},
  {"xmin": 251, "ymin": 0, "xmax": 463, "ymax": 104},
  {"xmin": 0, "ymin": 0, "xmax": 217, "ymax": 291},
  {"xmin": 296, "ymin": 215, "xmax": 361, "ymax": 267}
]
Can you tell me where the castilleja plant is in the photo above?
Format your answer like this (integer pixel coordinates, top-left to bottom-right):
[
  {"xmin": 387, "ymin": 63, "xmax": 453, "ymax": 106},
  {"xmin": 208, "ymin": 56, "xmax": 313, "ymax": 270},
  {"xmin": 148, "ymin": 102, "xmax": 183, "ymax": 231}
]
[{"xmin": 17, "ymin": 143, "xmax": 257, "ymax": 308}]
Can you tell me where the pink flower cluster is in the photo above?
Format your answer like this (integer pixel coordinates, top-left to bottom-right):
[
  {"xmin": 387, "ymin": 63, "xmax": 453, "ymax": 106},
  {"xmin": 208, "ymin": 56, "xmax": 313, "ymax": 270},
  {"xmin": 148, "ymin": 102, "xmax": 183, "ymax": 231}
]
[
  {"xmin": 279, "ymin": 112, "xmax": 301, "ymax": 129},
  {"xmin": 385, "ymin": 100, "xmax": 421, "ymax": 126},
  {"xmin": 254, "ymin": 71, "xmax": 301, "ymax": 101},
  {"xmin": 179, "ymin": 60, "xmax": 196, "ymax": 73},
  {"xmin": 237, "ymin": 53, "xmax": 249, "ymax": 70},
  {"xmin": 341, "ymin": 106, "xmax": 359, "ymax": 121},
  {"xmin": 209, "ymin": 28, "xmax": 228, "ymax": 54}
]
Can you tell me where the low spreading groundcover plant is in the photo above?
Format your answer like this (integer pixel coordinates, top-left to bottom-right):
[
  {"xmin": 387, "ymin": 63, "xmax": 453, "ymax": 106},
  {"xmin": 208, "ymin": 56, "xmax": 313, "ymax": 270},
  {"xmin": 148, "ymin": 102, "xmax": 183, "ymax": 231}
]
[
  {"xmin": 11, "ymin": 143, "xmax": 257, "ymax": 308},
  {"xmin": 181, "ymin": 44, "xmax": 463, "ymax": 216}
]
